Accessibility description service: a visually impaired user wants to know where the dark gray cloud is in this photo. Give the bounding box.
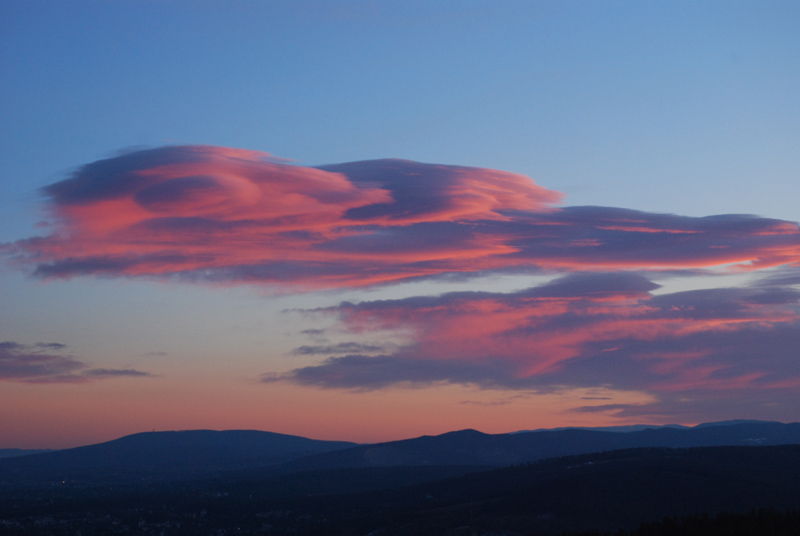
[264,354,524,391]
[290,342,386,355]
[300,329,326,336]
[0,342,154,383]
[82,368,154,378]
[521,272,661,297]
[0,341,85,382]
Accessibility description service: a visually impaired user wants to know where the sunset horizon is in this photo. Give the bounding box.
[2,1,799,453]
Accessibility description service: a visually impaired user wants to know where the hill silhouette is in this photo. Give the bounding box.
[2,421,799,491]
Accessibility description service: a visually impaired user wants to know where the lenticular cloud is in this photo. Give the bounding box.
[4,144,800,288]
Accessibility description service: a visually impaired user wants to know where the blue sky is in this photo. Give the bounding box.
[1,1,799,448]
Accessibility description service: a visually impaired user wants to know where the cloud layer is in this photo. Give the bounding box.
[5,145,799,288]
[4,144,800,420]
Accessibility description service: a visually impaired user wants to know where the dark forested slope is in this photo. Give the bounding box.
[2,445,799,535]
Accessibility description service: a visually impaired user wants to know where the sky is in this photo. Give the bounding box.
[1,0,799,449]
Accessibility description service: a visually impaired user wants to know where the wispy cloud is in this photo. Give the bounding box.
[0,342,154,383]
[4,145,798,289]
[82,368,154,378]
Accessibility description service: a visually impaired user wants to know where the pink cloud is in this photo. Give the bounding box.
[4,145,799,289]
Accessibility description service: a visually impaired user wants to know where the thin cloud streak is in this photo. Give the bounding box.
[290,342,387,355]
[4,145,799,289]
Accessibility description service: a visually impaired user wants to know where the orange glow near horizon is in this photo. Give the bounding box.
[0,377,659,450]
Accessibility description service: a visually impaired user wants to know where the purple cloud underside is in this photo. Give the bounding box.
[264,272,800,421]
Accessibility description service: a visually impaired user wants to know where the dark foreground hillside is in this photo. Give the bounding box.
[1,445,799,535]
[613,509,800,536]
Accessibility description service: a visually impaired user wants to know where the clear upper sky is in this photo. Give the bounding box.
[1,1,799,449]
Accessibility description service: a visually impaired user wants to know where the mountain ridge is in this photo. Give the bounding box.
[2,420,798,489]
[276,421,800,473]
